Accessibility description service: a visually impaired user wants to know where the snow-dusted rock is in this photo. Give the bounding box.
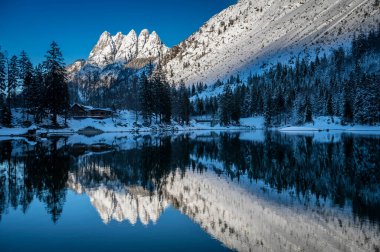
[87,31,116,67]
[67,29,168,92]
[114,30,138,63]
[79,29,167,69]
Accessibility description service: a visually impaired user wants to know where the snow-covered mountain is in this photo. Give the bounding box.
[68,0,379,90]
[66,59,85,80]
[86,29,168,68]
[162,0,380,85]
[67,29,168,91]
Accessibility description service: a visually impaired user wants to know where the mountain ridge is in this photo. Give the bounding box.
[67,29,168,99]
[161,0,380,85]
[67,0,380,92]
[85,29,168,68]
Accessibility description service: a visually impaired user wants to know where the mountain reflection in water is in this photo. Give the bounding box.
[0,131,379,251]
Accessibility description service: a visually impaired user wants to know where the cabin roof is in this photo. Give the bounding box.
[71,104,113,112]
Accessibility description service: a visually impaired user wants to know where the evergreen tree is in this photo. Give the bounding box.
[191,84,196,96]
[161,81,172,123]
[241,89,251,117]
[43,42,69,125]
[326,94,334,117]
[170,85,179,122]
[305,96,313,123]
[139,72,153,124]
[342,89,353,123]
[342,98,353,123]
[18,50,33,85]
[23,69,33,119]
[7,55,19,106]
[231,89,241,124]
[264,96,272,128]
[178,83,190,124]
[354,75,380,125]
[196,98,204,116]
[17,50,34,119]
[151,70,162,122]
[130,76,140,122]
[1,103,12,127]
[0,49,6,105]
[273,91,285,125]
[150,66,172,124]
[30,65,45,122]
[219,85,233,125]
[354,86,367,124]
[333,47,345,77]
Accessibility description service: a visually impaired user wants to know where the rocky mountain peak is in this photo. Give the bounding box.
[137,29,150,53]
[85,29,168,67]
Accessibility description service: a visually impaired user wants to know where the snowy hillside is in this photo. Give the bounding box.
[162,0,380,85]
[67,0,379,88]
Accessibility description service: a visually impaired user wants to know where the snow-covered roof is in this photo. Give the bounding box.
[71,103,112,112]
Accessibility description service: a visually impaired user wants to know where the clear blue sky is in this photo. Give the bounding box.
[0,0,236,65]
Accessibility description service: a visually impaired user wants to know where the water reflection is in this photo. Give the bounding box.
[0,132,379,251]
[0,139,70,222]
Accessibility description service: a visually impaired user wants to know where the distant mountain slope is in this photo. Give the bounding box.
[161,0,380,85]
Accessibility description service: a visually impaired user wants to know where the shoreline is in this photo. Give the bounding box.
[1,125,380,138]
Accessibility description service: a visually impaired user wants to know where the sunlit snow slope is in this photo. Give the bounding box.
[162,0,380,85]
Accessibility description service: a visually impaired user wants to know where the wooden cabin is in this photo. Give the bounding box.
[195,118,220,127]
[70,104,113,119]
[89,108,113,118]
[70,104,88,117]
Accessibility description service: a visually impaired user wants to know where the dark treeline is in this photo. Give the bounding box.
[0,139,70,222]
[0,42,69,127]
[192,27,380,126]
[0,133,379,223]
[70,63,192,125]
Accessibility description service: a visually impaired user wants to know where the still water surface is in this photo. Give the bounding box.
[0,131,379,251]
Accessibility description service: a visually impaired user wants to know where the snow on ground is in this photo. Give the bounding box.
[61,110,264,134]
[279,116,380,134]
[240,117,264,129]
[190,83,242,102]
[1,112,379,138]
[0,110,261,137]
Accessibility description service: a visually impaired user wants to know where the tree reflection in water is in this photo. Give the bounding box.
[0,132,379,251]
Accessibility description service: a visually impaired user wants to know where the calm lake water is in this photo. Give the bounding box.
[0,131,379,252]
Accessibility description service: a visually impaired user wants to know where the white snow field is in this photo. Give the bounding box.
[1,111,379,138]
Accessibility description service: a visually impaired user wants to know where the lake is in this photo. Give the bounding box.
[0,131,379,252]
